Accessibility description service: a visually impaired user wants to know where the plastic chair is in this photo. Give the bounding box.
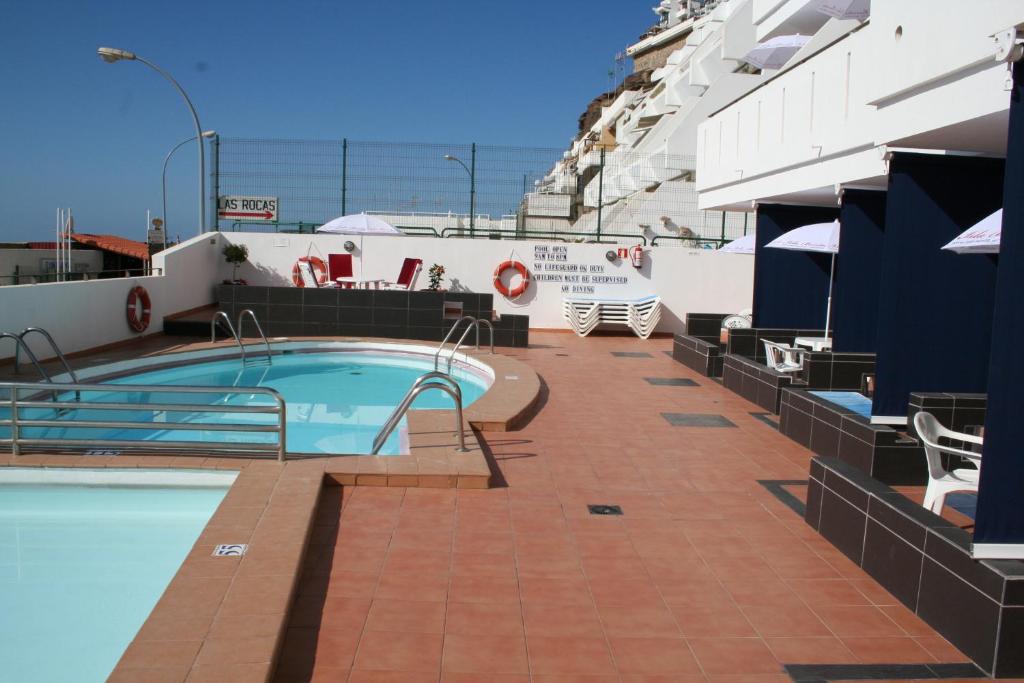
[762,339,805,373]
[913,411,983,515]
[327,254,356,289]
[382,258,422,290]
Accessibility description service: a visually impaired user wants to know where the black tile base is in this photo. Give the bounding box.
[611,351,653,358]
[644,377,698,386]
[785,663,985,681]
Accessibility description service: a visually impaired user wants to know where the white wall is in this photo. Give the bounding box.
[0,234,223,362]
[0,249,103,282]
[222,233,754,334]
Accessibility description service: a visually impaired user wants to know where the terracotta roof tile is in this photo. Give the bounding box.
[69,233,150,261]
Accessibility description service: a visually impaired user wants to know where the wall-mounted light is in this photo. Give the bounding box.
[344,240,356,253]
[606,250,618,262]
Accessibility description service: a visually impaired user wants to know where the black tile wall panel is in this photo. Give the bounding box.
[861,519,923,609]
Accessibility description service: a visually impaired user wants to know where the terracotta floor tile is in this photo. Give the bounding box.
[841,636,938,663]
[522,602,604,638]
[587,578,663,607]
[667,602,757,638]
[374,571,449,602]
[786,579,871,607]
[914,635,971,662]
[741,604,831,638]
[687,637,783,675]
[764,636,859,664]
[526,636,617,675]
[441,674,530,683]
[597,602,681,638]
[519,576,593,606]
[450,551,516,578]
[352,631,443,673]
[441,634,529,674]
[445,601,524,636]
[607,637,702,675]
[348,671,438,682]
[813,606,905,638]
[448,574,520,604]
[364,598,445,633]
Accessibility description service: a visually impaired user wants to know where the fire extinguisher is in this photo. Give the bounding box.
[629,244,644,268]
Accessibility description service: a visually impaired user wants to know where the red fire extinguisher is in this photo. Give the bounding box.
[629,244,644,268]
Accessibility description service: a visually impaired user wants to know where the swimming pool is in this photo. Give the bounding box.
[809,390,873,419]
[0,468,233,683]
[6,348,489,455]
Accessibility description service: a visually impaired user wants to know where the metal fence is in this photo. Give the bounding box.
[211,137,750,246]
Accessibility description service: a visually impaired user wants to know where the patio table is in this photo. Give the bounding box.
[794,336,833,351]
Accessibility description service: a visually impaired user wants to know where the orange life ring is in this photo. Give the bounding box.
[493,260,530,298]
[292,256,328,287]
[126,285,151,333]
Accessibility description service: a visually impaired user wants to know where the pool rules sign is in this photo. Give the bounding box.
[217,196,279,222]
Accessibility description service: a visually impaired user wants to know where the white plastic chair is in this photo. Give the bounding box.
[762,339,805,373]
[912,411,983,515]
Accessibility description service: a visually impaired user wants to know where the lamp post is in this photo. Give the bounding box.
[444,146,476,237]
[162,131,216,236]
[98,47,208,234]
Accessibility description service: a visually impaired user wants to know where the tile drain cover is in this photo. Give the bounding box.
[587,504,623,516]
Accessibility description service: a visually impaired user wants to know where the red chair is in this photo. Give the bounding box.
[328,253,356,289]
[382,258,423,290]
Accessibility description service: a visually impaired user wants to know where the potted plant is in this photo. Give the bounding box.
[222,244,249,285]
[427,263,446,291]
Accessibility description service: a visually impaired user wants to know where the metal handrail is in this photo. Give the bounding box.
[15,328,80,384]
[0,380,287,461]
[0,334,55,396]
[211,311,247,363]
[434,316,477,370]
[237,309,273,363]
[371,373,466,455]
[444,320,493,374]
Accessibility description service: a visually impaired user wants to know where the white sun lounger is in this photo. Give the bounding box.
[562,295,662,339]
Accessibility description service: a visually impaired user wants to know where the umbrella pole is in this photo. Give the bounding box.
[824,252,836,337]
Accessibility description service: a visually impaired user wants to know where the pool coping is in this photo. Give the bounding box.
[0,336,543,681]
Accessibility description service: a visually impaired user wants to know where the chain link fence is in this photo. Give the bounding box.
[212,137,750,246]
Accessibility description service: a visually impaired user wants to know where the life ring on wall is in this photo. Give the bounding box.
[291,256,328,287]
[493,260,531,298]
[126,286,152,333]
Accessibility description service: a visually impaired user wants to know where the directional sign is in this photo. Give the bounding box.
[217,196,279,222]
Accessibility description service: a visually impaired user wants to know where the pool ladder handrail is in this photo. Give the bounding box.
[371,371,467,455]
[0,332,59,401]
[211,311,248,363]
[0,379,288,461]
[13,327,80,385]
[236,309,273,364]
[433,316,494,373]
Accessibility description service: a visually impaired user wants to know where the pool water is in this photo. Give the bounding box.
[0,473,229,682]
[809,390,873,419]
[5,351,488,455]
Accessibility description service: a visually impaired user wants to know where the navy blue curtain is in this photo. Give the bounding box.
[833,190,887,352]
[975,61,1024,551]
[870,153,1002,419]
[752,204,839,329]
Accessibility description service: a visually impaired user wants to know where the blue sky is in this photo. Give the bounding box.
[0,0,652,242]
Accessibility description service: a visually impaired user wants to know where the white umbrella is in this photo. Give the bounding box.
[719,233,756,254]
[766,219,840,336]
[811,0,870,21]
[316,213,404,235]
[942,209,1002,254]
[743,34,810,70]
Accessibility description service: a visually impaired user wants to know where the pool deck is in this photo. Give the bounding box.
[2,331,1016,682]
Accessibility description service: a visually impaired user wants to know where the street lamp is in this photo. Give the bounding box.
[444,152,476,237]
[163,131,216,236]
[98,46,208,234]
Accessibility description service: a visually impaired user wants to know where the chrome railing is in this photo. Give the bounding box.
[0,334,56,400]
[433,316,494,372]
[13,328,80,384]
[371,371,467,455]
[211,311,247,363]
[0,380,287,461]
[237,309,273,363]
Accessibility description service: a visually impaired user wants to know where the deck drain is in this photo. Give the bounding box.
[556,353,569,356]
[588,504,623,516]
[84,449,121,456]
[213,544,248,557]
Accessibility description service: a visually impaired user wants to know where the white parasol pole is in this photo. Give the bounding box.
[824,252,835,337]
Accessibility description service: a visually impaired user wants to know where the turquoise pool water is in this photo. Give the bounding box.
[0,473,229,682]
[4,351,488,455]
[809,390,873,419]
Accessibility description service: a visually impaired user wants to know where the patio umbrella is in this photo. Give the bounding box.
[316,213,404,235]
[743,34,810,70]
[942,209,1002,254]
[719,233,756,254]
[765,219,840,335]
[811,0,870,21]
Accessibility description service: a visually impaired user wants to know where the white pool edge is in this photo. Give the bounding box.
[0,467,239,488]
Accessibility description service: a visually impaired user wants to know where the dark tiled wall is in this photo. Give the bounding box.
[807,457,1024,678]
[722,353,799,413]
[216,285,528,347]
[908,392,988,440]
[781,389,924,484]
[726,327,826,361]
[672,334,723,377]
[682,313,728,345]
[802,351,876,391]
